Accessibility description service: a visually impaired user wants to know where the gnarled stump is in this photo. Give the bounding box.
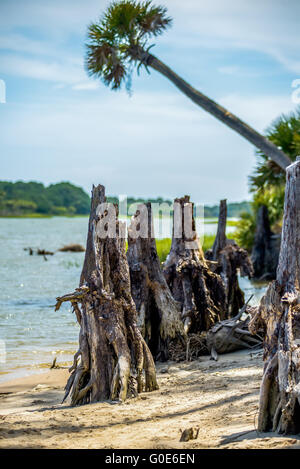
[206,199,253,317]
[251,205,280,280]
[55,185,158,405]
[163,196,226,334]
[127,203,186,361]
[249,158,300,434]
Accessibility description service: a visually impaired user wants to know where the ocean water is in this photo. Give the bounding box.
[0,217,266,382]
[0,217,87,382]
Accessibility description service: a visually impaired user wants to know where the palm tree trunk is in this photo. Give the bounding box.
[133,48,291,170]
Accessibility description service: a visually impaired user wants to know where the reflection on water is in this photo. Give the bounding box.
[0,217,267,382]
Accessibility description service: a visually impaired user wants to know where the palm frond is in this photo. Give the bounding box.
[85,0,172,90]
[103,62,127,89]
[250,107,300,192]
[137,2,172,36]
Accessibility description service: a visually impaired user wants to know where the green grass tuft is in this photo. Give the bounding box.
[155,233,237,263]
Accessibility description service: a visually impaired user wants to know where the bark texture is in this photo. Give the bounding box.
[251,205,280,280]
[163,196,226,334]
[249,158,300,434]
[206,199,253,317]
[127,203,186,361]
[55,185,158,405]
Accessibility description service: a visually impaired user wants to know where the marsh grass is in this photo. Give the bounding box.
[155,232,237,263]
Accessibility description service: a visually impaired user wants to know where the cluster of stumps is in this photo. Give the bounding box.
[56,158,300,436]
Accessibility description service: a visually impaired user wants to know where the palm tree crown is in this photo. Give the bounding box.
[86,0,172,89]
[250,107,300,191]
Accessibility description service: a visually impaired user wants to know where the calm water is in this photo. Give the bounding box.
[0,217,266,382]
[0,217,87,382]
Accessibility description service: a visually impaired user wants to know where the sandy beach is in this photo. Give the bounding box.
[0,350,299,449]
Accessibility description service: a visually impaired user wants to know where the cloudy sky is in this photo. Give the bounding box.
[0,0,299,204]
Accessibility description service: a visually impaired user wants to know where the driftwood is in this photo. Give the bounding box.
[24,247,54,257]
[55,185,158,405]
[161,299,262,363]
[251,205,280,280]
[179,427,199,442]
[59,244,85,252]
[167,332,208,362]
[206,297,262,358]
[249,158,300,434]
[163,196,226,334]
[206,199,253,317]
[127,203,186,361]
[25,244,85,256]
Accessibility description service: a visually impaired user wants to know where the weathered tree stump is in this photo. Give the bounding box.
[206,199,253,317]
[251,205,280,280]
[55,185,158,405]
[163,196,226,334]
[249,158,300,434]
[211,199,228,261]
[127,203,186,361]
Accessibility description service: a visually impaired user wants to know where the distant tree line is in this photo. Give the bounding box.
[0,180,251,218]
[0,181,91,216]
[203,201,251,218]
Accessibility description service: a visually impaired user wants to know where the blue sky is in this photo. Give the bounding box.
[0,0,299,204]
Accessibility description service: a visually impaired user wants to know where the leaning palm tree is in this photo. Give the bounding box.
[86,0,291,170]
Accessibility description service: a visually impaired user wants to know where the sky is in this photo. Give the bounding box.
[0,0,299,205]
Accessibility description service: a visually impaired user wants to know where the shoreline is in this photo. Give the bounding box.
[0,214,89,219]
[1,350,300,449]
[0,367,69,396]
[0,365,67,386]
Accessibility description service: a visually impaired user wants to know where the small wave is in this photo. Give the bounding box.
[2,299,55,308]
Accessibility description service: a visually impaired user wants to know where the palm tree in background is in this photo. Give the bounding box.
[250,108,300,191]
[86,0,291,170]
[235,108,300,251]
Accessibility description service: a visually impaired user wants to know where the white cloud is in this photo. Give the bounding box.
[218,66,240,76]
[0,0,299,203]
[1,0,299,90]
[0,54,87,85]
[162,0,300,74]
[72,82,100,91]
[0,0,108,33]
[0,90,297,203]
[1,0,300,76]
[0,33,56,56]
